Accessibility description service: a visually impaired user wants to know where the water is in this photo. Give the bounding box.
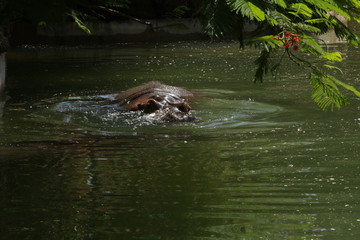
[1,42,360,239]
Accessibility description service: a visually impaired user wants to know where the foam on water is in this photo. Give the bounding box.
[31,93,285,136]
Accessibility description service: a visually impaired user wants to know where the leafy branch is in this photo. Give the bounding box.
[202,0,360,110]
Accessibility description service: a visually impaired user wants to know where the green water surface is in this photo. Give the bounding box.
[1,41,360,240]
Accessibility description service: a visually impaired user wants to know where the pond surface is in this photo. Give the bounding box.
[1,41,360,240]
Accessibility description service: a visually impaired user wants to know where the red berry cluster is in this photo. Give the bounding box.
[274,30,301,51]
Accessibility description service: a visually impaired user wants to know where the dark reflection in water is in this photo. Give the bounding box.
[1,42,360,240]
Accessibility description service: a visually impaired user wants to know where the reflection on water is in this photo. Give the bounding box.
[1,42,360,240]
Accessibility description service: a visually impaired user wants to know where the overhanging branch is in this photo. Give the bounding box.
[88,5,153,31]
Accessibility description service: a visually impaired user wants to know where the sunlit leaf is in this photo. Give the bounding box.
[320,52,342,62]
[323,64,343,74]
[248,2,265,21]
[331,76,360,97]
[67,11,91,35]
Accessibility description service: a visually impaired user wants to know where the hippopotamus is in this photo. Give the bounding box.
[115,82,196,122]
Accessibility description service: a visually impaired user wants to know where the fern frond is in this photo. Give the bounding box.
[305,18,327,24]
[289,3,313,18]
[265,10,291,28]
[327,16,360,46]
[291,23,322,33]
[310,71,349,110]
[165,6,190,18]
[269,0,287,8]
[347,0,360,8]
[226,0,265,21]
[300,34,326,56]
[254,48,274,83]
[304,0,351,20]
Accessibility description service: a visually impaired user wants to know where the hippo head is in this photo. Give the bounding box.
[116,82,197,122]
[135,93,196,122]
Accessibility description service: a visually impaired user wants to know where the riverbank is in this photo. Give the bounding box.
[0,52,5,93]
[9,18,358,47]
[10,19,210,46]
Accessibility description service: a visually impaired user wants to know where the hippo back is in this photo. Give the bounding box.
[115,82,193,106]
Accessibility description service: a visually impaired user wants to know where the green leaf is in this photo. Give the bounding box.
[304,0,351,20]
[165,5,190,18]
[227,0,265,21]
[323,64,343,74]
[320,52,342,62]
[310,71,349,110]
[67,10,91,35]
[248,2,265,21]
[330,76,360,97]
[290,3,313,18]
[292,23,322,33]
[354,15,360,24]
[348,0,360,8]
[265,10,291,28]
[300,34,326,56]
[305,18,327,24]
[269,0,287,8]
[249,35,284,48]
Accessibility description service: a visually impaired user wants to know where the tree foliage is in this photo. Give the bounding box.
[202,0,360,110]
[1,0,131,26]
[1,0,360,110]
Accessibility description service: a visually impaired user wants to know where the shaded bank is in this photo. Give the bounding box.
[0,52,5,93]
[9,18,359,47]
[0,24,6,94]
[10,19,210,46]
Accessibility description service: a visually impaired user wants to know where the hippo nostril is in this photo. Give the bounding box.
[177,102,191,113]
[137,104,145,110]
[143,99,162,113]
